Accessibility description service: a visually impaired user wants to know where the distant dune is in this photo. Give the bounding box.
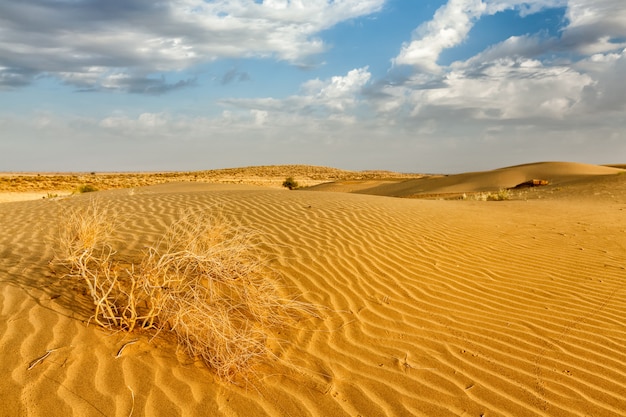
[0,164,423,196]
[308,161,626,199]
[1,162,625,416]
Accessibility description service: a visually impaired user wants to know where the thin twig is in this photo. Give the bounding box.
[28,348,58,370]
[115,339,139,358]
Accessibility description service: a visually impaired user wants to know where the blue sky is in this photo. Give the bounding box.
[1,0,625,173]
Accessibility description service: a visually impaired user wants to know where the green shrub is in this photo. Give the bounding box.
[282,177,299,190]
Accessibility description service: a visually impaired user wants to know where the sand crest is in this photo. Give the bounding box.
[310,161,626,199]
[1,168,625,416]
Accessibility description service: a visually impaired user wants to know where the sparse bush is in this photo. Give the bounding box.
[55,203,124,328]
[53,203,315,380]
[487,188,510,201]
[76,184,98,193]
[465,189,511,201]
[282,177,299,190]
[468,192,488,201]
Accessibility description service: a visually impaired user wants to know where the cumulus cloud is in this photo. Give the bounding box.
[2,1,624,172]
[223,66,372,114]
[0,0,383,91]
[370,60,592,127]
[393,0,486,72]
[576,48,626,113]
[561,0,626,54]
[303,67,372,110]
[393,0,568,72]
[386,0,626,121]
[413,58,592,120]
[94,66,374,144]
[462,33,556,63]
[359,0,625,169]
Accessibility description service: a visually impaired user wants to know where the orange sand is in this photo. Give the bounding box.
[1,162,625,416]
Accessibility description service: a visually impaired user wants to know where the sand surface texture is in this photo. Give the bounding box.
[1,162,625,416]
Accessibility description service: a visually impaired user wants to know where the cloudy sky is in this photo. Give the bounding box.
[1,0,625,173]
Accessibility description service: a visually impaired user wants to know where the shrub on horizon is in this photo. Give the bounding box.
[76,184,98,193]
[282,177,299,190]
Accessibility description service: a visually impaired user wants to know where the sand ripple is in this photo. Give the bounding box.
[1,184,625,416]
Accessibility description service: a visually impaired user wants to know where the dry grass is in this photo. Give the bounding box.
[461,189,513,201]
[55,202,130,329]
[54,202,315,380]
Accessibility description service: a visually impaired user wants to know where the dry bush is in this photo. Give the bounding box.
[465,189,512,201]
[487,188,511,201]
[54,203,315,380]
[139,211,313,378]
[55,201,134,329]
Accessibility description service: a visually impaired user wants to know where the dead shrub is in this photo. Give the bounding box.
[54,202,315,380]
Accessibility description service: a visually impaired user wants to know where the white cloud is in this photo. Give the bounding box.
[224,66,372,114]
[0,0,384,90]
[576,48,626,112]
[388,0,624,123]
[393,0,568,72]
[2,1,624,173]
[562,0,626,54]
[394,0,486,72]
[252,109,268,126]
[311,67,372,110]
[99,112,168,132]
[461,33,553,64]
[391,58,593,121]
[484,0,566,16]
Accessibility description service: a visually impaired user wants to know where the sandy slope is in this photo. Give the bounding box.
[309,162,626,198]
[0,192,71,204]
[1,171,625,416]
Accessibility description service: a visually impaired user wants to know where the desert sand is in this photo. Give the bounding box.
[1,162,625,416]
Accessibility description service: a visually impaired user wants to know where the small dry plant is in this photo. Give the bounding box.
[54,201,315,380]
[465,189,512,201]
[56,202,129,329]
[487,188,511,201]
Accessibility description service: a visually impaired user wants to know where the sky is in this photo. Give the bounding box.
[1,0,625,173]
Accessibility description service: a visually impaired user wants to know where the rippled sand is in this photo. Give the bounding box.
[1,163,625,416]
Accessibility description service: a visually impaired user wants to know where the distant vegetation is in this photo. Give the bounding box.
[487,188,511,201]
[282,177,299,190]
[76,184,98,193]
[462,189,512,201]
[0,165,424,193]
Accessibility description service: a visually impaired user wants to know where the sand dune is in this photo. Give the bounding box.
[1,168,626,416]
[0,165,423,197]
[309,162,626,198]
